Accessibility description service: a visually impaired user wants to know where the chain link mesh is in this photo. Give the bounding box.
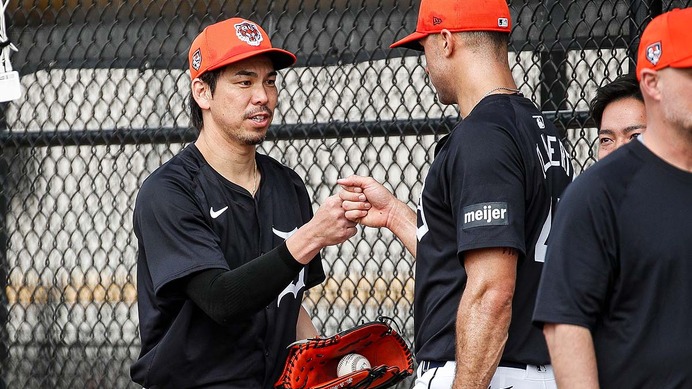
[1,0,690,387]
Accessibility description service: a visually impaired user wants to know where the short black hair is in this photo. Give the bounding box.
[189,68,223,132]
[590,73,643,129]
[461,31,510,47]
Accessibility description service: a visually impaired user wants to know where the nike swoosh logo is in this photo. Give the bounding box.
[210,206,229,219]
[272,227,297,240]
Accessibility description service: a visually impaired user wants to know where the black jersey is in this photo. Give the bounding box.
[414,93,573,365]
[534,139,692,387]
[131,144,325,388]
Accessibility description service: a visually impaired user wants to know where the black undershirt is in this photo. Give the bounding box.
[185,241,304,325]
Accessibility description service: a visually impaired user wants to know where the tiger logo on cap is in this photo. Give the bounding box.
[646,42,662,65]
[235,21,264,47]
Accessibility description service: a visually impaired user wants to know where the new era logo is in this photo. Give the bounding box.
[498,18,509,28]
[463,202,509,229]
[432,17,442,25]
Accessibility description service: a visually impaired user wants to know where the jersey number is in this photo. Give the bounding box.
[534,201,555,262]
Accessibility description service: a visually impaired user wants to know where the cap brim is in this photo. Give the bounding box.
[265,48,298,70]
[390,31,427,51]
[207,47,297,75]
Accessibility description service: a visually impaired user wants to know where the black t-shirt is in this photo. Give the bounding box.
[414,93,573,364]
[534,139,692,387]
[131,144,325,388]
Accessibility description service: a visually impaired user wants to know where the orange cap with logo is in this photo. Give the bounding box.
[188,17,297,80]
[390,0,511,50]
[636,8,692,81]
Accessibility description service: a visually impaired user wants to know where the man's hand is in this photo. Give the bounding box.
[310,194,359,246]
[337,175,399,228]
[338,175,418,257]
[287,195,357,264]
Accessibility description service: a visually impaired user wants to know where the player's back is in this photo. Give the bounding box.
[413,93,574,364]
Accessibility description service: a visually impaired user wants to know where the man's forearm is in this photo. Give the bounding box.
[453,247,517,389]
[387,201,418,257]
[296,305,319,340]
[544,323,600,389]
[453,290,511,389]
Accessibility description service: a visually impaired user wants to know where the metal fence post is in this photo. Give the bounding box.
[628,0,663,70]
[540,0,568,138]
[540,49,567,111]
[0,102,9,389]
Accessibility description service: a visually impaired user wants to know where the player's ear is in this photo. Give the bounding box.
[639,69,661,102]
[440,29,455,57]
[191,78,212,110]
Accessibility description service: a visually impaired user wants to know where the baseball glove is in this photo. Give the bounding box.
[275,316,414,389]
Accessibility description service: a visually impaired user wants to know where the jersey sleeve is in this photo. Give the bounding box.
[533,172,616,329]
[287,167,326,289]
[134,173,229,295]
[305,260,325,290]
[450,119,526,255]
[302,203,326,290]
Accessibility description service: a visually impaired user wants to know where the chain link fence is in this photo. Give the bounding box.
[0,0,690,387]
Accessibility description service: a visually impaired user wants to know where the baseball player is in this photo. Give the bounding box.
[589,73,646,159]
[533,7,692,388]
[338,0,573,388]
[130,18,357,388]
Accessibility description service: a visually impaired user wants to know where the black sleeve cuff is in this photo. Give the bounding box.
[276,241,304,272]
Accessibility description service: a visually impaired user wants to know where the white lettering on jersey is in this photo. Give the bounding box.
[534,133,571,262]
[536,134,572,178]
[277,268,305,307]
[274,226,302,307]
[273,227,298,240]
[462,202,509,229]
[416,182,429,241]
[534,197,562,262]
[533,115,546,129]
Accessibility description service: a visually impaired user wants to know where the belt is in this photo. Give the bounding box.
[498,360,528,370]
[421,360,532,373]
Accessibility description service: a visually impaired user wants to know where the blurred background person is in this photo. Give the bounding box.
[534,8,692,389]
[590,73,646,159]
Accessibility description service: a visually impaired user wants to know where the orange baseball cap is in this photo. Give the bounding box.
[188,17,297,80]
[390,0,511,50]
[636,8,692,81]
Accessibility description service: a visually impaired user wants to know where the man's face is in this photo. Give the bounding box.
[205,55,278,146]
[598,97,646,159]
[658,67,692,137]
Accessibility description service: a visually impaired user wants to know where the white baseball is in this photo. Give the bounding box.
[337,353,371,377]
